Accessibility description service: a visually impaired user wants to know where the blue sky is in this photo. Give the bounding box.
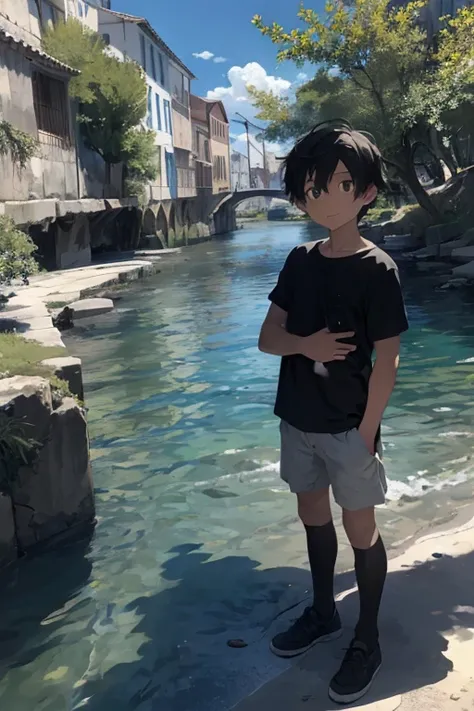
[111,0,321,160]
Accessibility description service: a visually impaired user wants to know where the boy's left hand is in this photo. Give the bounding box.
[358,422,376,455]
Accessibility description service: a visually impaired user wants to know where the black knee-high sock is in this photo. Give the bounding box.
[353,534,387,650]
[305,521,338,620]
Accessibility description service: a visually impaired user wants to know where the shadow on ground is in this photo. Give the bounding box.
[41,542,473,711]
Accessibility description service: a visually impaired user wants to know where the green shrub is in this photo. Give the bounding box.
[0,414,39,495]
[0,216,39,287]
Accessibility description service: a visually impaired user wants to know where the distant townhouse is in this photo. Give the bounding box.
[191,95,230,194]
[97,7,195,201]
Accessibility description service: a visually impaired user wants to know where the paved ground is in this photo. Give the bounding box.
[232,514,474,711]
[2,249,180,348]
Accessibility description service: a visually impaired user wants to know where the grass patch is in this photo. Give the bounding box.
[0,333,64,379]
[46,300,69,310]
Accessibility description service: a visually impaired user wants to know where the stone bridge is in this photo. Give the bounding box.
[139,189,289,249]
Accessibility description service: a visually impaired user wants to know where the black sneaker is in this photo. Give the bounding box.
[270,607,342,658]
[328,639,382,704]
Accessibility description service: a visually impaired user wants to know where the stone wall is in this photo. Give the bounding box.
[0,376,95,566]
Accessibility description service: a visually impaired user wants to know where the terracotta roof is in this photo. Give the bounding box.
[99,8,195,79]
[0,27,80,75]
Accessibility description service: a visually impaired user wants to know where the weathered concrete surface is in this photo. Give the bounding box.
[0,495,17,565]
[69,297,114,319]
[0,376,52,442]
[2,199,57,225]
[55,213,91,270]
[233,518,474,711]
[41,356,84,401]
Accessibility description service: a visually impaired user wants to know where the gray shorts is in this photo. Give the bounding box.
[280,420,387,510]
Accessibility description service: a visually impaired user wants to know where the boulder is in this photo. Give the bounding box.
[41,356,84,402]
[451,246,474,263]
[408,245,439,259]
[452,261,474,279]
[439,228,474,257]
[12,398,94,549]
[425,222,462,246]
[383,233,419,251]
[0,376,52,442]
[69,298,114,319]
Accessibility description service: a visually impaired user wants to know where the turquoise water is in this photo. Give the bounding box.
[2,221,474,711]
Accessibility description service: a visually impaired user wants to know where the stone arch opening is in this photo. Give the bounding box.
[142,208,156,236]
[156,205,168,247]
[168,204,177,246]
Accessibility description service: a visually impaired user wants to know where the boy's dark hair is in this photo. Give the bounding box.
[283,119,387,218]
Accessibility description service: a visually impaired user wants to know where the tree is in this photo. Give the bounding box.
[43,19,157,193]
[252,1,474,219]
[0,121,39,170]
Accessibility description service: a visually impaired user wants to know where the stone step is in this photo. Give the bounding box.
[452,260,474,279]
[69,298,114,319]
[451,246,474,263]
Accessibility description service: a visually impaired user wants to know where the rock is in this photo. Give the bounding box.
[425,222,462,246]
[0,494,17,567]
[451,246,474,263]
[69,298,114,320]
[432,552,443,558]
[383,234,419,251]
[52,306,74,331]
[408,245,439,260]
[452,261,474,279]
[439,230,474,257]
[0,376,52,442]
[12,398,94,550]
[227,639,248,648]
[41,356,84,402]
[439,278,469,290]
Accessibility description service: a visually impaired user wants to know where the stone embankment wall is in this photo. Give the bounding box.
[0,377,94,565]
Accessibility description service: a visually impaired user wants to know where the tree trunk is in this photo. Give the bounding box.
[393,137,442,222]
[429,128,458,178]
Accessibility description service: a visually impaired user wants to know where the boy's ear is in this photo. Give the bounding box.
[363,185,377,205]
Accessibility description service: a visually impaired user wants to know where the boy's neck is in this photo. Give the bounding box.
[327,219,366,253]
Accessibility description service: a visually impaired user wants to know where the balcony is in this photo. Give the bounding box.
[177,167,196,198]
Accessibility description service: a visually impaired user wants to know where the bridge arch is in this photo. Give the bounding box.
[212,189,289,234]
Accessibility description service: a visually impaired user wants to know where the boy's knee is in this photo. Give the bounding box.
[297,489,331,526]
[342,507,378,549]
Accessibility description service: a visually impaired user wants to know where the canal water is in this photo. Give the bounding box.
[2,221,474,711]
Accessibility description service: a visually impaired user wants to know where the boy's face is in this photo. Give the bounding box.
[298,161,377,231]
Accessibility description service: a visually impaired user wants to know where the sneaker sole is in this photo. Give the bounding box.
[269,628,343,659]
[328,662,382,705]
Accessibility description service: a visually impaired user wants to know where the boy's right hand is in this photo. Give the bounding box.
[300,328,356,362]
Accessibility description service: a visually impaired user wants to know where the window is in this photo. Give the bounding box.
[204,138,210,163]
[39,0,65,30]
[150,45,157,82]
[155,93,162,131]
[213,155,227,181]
[169,65,189,108]
[32,70,70,140]
[163,99,172,134]
[102,33,110,45]
[140,34,147,71]
[147,87,153,128]
[158,53,165,86]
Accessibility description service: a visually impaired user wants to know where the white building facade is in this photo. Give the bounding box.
[97,8,190,202]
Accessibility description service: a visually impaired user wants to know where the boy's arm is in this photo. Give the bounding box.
[358,336,401,454]
[258,304,304,356]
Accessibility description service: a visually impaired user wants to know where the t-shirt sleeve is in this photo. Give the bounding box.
[268,248,296,312]
[366,264,409,342]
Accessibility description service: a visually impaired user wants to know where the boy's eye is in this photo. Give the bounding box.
[340,180,354,194]
[308,186,321,200]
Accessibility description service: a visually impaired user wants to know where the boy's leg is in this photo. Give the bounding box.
[270,422,342,658]
[323,429,387,704]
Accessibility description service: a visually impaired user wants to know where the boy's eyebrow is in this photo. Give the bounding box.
[334,170,352,176]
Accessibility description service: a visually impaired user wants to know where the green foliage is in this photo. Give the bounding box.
[252,0,474,219]
[0,217,39,287]
[122,128,159,201]
[0,121,39,169]
[0,414,39,496]
[43,19,154,171]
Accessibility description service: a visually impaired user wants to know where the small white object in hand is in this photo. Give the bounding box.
[313,361,329,377]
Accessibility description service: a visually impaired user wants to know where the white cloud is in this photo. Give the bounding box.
[328,66,341,77]
[193,50,214,60]
[207,62,291,119]
[296,72,308,82]
[213,56,227,64]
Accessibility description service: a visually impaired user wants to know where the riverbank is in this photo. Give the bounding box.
[233,504,474,711]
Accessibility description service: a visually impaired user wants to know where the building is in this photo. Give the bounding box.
[231,150,250,191]
[191,95,230,194]
[190,95,212,192]
[97,7,195,201]
[389,0,473,38]
[0,1,81,203]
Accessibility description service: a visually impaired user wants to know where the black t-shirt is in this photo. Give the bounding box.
[268,241,409,434]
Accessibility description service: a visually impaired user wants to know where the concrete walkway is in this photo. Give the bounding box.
[1,249,180,348]
[233,516,474,711]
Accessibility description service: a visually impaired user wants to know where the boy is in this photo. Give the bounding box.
[258,120,408,705]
